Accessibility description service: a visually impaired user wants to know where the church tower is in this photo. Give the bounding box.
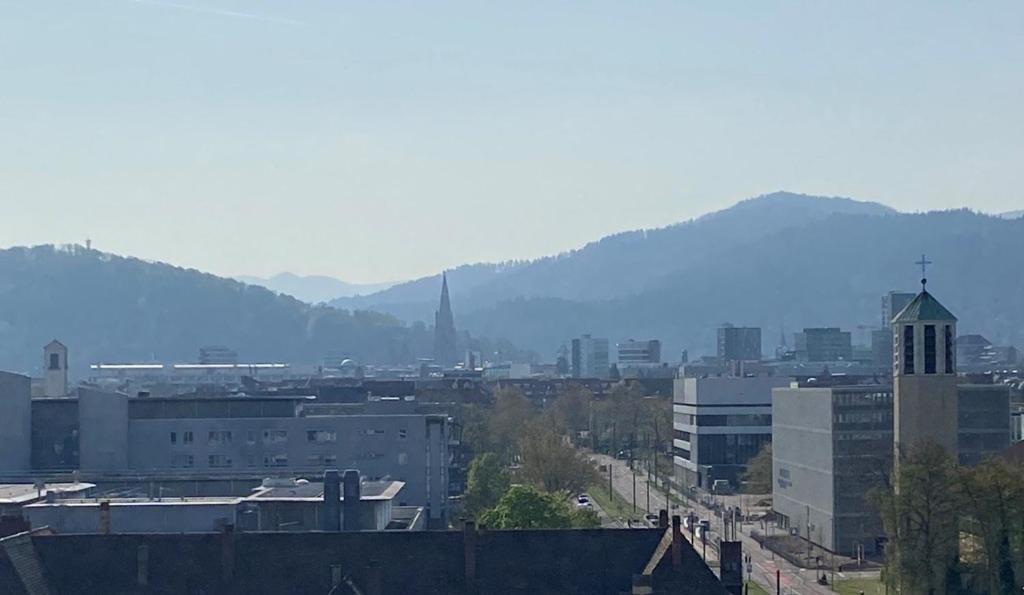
[44,339,69,397]
[433,273,458,367]
[892,258,958,463]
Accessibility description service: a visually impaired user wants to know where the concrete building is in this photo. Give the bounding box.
[892,287,959,462]
[881,292,916,329]
[772,379,1011,555]
[43,340,68,398]
[23,477,406,534]
[717,325,761,362]
[794,328,853,362]
[673,375,790,489]
[617,339,662,365]
[772,384,894,555]
[10,391,452,526]
[0,372,32,473]
[571,335,609,379]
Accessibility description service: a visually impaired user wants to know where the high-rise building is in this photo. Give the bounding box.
[616,339,662,364]
[717,325,761,362]
[570,335,609,379]
[892,285,959,462]
[433,273,458,367]
[873,291,917,366]
[794,328,852,362]
[881,291,916,328]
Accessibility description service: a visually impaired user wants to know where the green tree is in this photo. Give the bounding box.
[489,386,535,461]
[518,420,599,494]
[549,384,593,439]
[960,457,1024,594]
[874,442,962,595]
[741,442,772,494]
[464,453,511,517]
[478,485,598,529]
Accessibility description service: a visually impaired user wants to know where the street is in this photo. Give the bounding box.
[591,453,847,595]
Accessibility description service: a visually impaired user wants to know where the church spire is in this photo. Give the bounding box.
[434,273,457,366]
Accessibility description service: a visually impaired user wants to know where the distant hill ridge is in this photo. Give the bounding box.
[235,272,396,304]
[331,192,1023,358]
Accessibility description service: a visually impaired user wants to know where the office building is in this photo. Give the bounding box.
[617,339,662,364]
[717,325,761,362]
[881,292,916,328]
[794,328,852,362]
[571,335,609,379]
[198,346,239,365]
[673,375,790,489]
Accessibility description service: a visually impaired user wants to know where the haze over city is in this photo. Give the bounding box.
[2,1,1022,282]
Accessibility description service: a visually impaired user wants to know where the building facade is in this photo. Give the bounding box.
[673,375,790,489]
[617,339,662,365]
[716,326,761,362]
[794,328,853,362]
[571,335,609,379]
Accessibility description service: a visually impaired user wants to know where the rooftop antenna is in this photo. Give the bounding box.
[915,254,932,291]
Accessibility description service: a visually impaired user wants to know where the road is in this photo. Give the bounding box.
[591,453,841,595]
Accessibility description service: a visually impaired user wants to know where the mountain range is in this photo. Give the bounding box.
[331,192,1024,359]
[235,273,395,304]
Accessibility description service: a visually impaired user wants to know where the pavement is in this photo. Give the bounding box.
[589,453,867,595]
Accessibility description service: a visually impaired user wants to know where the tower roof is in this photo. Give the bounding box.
[892,290,957,323]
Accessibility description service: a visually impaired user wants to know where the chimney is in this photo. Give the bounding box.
[342,469,361,531]
[100,501,111,534]
[322,470,341,531]
[671,515,682,569]
[658,509,668,529]
[463,520,477,594]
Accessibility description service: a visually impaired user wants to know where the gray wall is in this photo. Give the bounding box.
[0,372,32,472]
[25,501,238,534]
[772,387,836,551]
[79,389,129,471]
[126,414,441,511]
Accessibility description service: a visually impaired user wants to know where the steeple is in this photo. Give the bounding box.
[433,273,458,367]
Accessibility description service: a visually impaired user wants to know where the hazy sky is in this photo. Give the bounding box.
[1,1,1022,283]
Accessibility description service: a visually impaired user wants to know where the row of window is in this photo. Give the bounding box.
[169,451,409,469]
[170,428,407,446]
[901,324,954,375]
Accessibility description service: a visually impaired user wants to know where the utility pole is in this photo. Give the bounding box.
[632,467,637,514]
[775,569,780,595]
[645,476,650,513]
[608,463,613,501]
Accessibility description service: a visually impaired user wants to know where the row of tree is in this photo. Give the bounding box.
[874,442,1024,594]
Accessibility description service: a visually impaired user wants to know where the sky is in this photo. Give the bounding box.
[1,1,1022,283]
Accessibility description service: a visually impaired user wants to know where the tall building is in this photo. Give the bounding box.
[794,328,852,362]
[717,325,761,362]
[433,273,458,367]
[570,335,609,379]
[873,291,917,366]
[673,375,790,489]
[892,285,958,461]
[617,339,662,364]
[881,291,916,328]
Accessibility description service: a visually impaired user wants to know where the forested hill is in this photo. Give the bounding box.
[332,192,1024,359]
[0,246,455,375]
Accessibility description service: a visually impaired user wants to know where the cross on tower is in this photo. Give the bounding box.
[915,254,933,290]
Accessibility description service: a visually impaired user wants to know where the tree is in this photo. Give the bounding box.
[549,384,593,439]
[874,442,962,595]
[959,457,1024,594]
[478,485,599,529]
[518,419,599,494]
[489,387,535,461]
[464,453,511,517]
[741,442,772,494]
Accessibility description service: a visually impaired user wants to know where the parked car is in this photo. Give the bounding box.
[576,494,591,507]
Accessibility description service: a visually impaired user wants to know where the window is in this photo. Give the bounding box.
[362,429,385,436]
[49,353,60,370]
[246,431,257,445]
[306,454,338,467]
[944,325,954,373]
[263,430,287,444]
[903,325,915,374]
[398,429,408,440]
[170,431,177,445]
[264,454,288,467]
[398,452,408,465]
[208,430,232,445]
[183,431,194,445]
[171,454,194,468]
[208,454,232,468]
[307,430,337,443]
[924,324,936,374]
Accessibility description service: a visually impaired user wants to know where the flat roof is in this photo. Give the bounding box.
[248,480,404,502]
[25,496,242,508]
[0,483,96,505]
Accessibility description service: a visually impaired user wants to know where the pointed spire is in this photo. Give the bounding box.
[434,272,457,366]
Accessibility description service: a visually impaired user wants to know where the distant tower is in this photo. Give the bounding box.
[433,273,458,367]
[893,256,958,464]
[43,340,69,397]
